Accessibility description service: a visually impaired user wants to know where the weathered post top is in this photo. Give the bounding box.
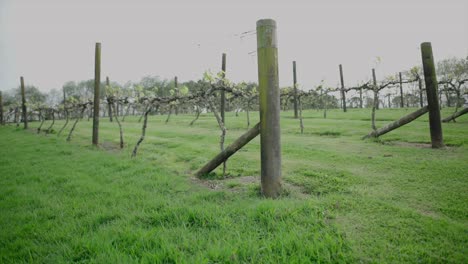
[256,18,282,198]
[256,19,277,48]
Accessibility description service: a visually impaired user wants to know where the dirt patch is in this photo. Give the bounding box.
[191,175,310,199]
[99,141,122,152]
[388,141,455,149]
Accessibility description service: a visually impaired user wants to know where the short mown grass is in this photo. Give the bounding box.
[0,107,467,263]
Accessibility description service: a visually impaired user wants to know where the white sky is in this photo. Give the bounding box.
[1,0,467,94]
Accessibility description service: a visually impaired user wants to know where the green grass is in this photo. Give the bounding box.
[0,107,467,263]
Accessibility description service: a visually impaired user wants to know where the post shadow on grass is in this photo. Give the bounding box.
[196,19,282,198]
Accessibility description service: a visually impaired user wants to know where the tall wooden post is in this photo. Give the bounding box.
[0,91,3,125]
[418,78,424,107]
[220,53,226,124]
[293,61,298,118]
[92,43,101,146]
[372,69,379,109]
[421,42,444,148]
[339,64,347,112]
[20,76,28,129]
[257,19,282,198]
[174,76,178,115]
[106,76,113,122]
[399,72,404,108]
[359,87,363,108]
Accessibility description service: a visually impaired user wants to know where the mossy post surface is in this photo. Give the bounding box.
[293,61,298,118]
[92,43,101,146]
[420,42,444,148]
[221,53,226,124]
[257,19,282,198]
[20,76,27,129]
[339,64,346,112]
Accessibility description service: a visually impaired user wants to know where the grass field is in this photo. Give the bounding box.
[0,107,467,263]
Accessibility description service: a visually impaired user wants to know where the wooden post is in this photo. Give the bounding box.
[359,87,363,108]
[92,43,101,145]
[293,61,298,118]
[221,53,226,124]
[339,64,347,112]
[418,78,424,107]
[371,69,378,130]
[174,76,178,115]
[257,19,282,198]
[0,91,3,125]
[20,76,28,129]
[106,76,113,122]
[420,42,444,148]
[399,72,404,108]
[372,69,379,109]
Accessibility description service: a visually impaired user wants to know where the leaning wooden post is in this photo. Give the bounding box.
[92,42,101,146]
[421,42,444,148]
[220,53,226,124]
[399,72,404,108]
[20,76,28,129]
[257,19,282,198]
[339,64,347,112]
[293,61,298,118]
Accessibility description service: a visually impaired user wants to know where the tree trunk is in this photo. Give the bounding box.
[195,122,260,177]
[46,111,55,134]
[58,109,69,137]
[189,105,201,126]
[132,106,153,157]
[112,104,124,149]
[363,106,428,139]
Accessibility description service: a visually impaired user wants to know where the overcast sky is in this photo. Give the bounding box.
[1,0,467,95]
